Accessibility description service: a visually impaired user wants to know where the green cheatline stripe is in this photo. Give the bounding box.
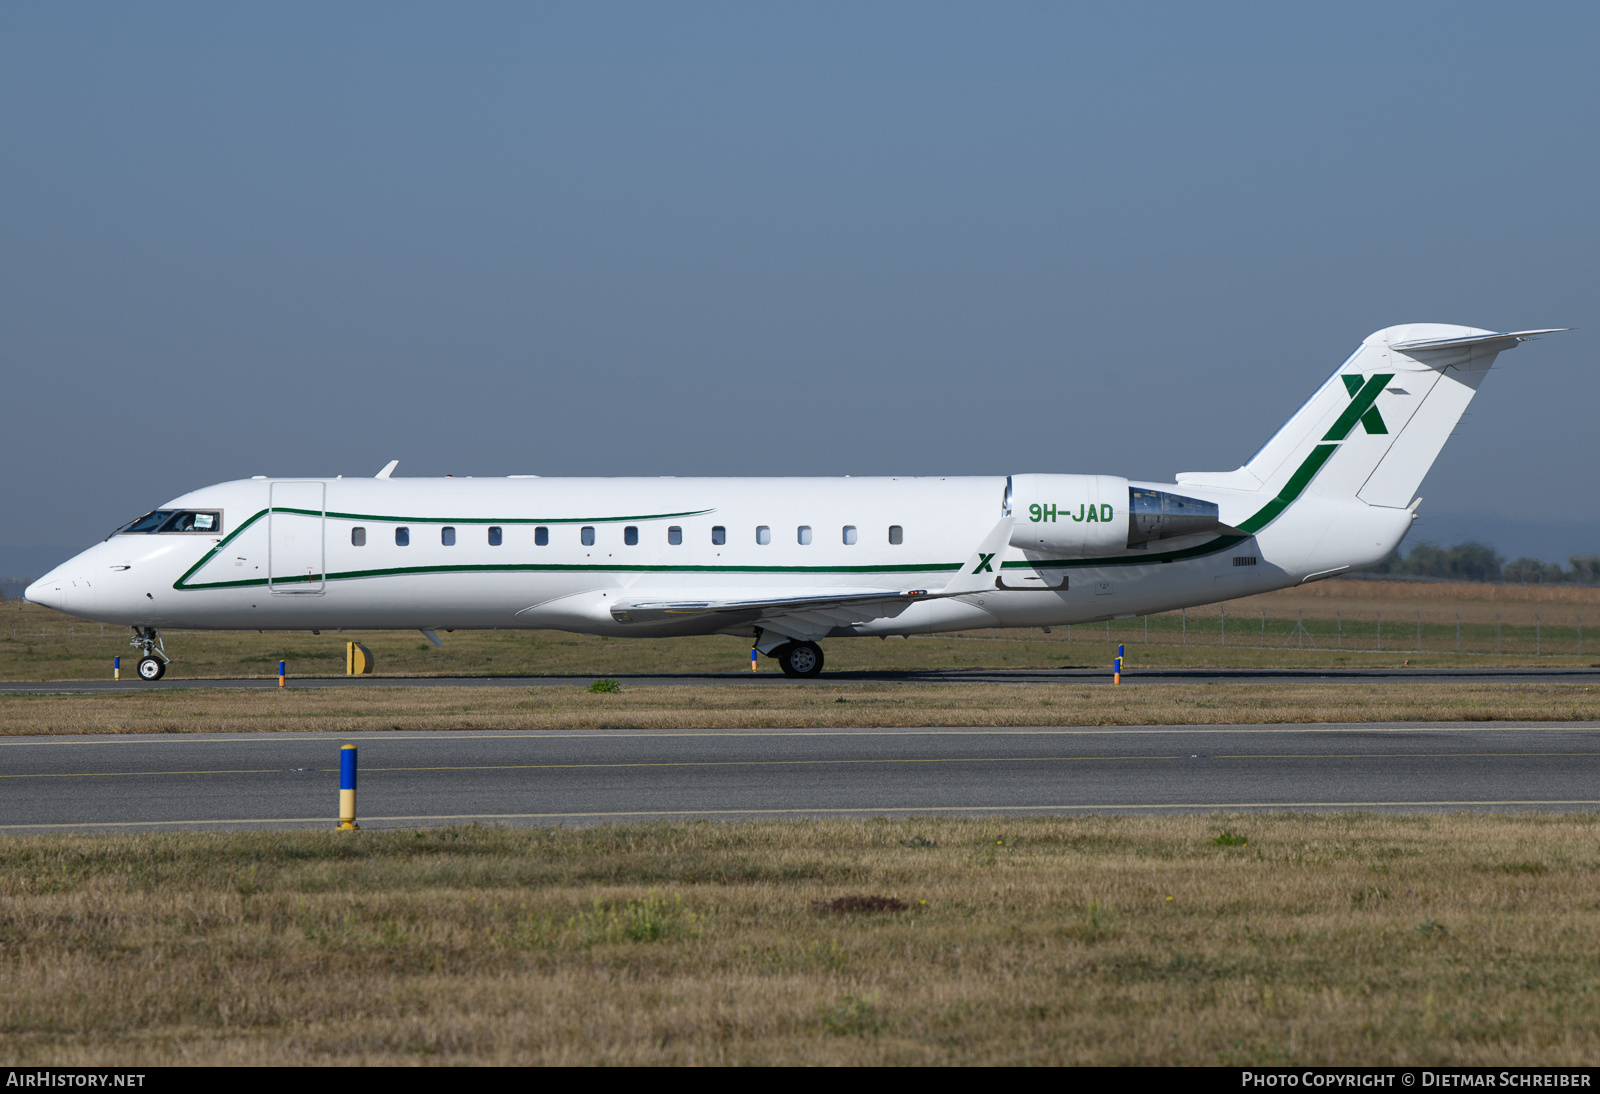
[180,536,1251,591]
[271,507,713,525]
[174,507,712,591]
[178,560,966,591]
[175,446,1348,593]
[1322,373,1392,441]
[1005,534,1250,570]
[176,510,270,589]
[1235,444,1337,535]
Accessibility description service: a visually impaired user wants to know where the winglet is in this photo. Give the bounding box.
[938,517,1016,596]
[375,460,399,479]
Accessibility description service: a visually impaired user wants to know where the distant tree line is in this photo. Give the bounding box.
[1370,542,1600,585]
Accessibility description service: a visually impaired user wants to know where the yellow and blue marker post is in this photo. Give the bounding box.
[1114,644,1123,686]
[337,744,359,830]
[278,660,286,688]
[113,656,120,682]
[751,647,758,672]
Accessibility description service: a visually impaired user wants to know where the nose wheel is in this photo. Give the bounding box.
[129,627,169,682]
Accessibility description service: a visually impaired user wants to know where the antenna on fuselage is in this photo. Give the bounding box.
[375,460,399,479]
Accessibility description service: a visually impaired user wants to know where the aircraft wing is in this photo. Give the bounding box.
[608,587,934,626]
[608,517,1019,639]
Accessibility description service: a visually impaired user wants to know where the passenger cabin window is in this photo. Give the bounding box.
[756,526,771,545]
[581,526,595,546]
[488,526,502,546]
[842,525,857,545]
[797,525,812,545]
[441,526,456,546]
[395,527,410,546]
[351,527,366,547]
[711,526,726,545]
[667,526,682,545]
[624,526,639,546]
[534,526,548,547]
[888,525,903,545]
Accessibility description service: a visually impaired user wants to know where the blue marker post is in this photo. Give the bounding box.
[1114,643,1123,686]
[337,744,359,830]
[113,656,120,682]
[278,660,286,688]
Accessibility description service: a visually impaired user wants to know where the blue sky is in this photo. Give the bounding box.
[2,2,1596,572]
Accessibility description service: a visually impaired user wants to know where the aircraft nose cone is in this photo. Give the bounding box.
[25,572,68,611]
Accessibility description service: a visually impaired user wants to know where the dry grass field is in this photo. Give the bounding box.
[2,814,1597,1065]
[1,579,1597,683]
[1241,577,1600,620]
[1,680,1598,736]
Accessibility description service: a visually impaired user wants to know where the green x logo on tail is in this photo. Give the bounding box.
[1325,373,1392,439]
[973,552,995,574]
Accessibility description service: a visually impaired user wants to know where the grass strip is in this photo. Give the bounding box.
[0,682,1596,736]
[1,814,1598,1064]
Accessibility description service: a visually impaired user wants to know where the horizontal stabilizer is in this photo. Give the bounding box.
[1389,328,1566,353]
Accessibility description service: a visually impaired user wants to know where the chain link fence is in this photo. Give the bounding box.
[930,606,1588,657]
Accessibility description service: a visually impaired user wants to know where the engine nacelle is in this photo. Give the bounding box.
[1007,474,1129,556]
[1126,486,1224,545]
[1007,475,1227,556]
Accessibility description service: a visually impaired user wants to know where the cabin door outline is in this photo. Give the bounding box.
[268,481,326,595]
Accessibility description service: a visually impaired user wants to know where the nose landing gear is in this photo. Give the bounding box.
[130,627,168,682]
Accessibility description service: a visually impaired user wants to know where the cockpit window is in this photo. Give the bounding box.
[112,511,173,536]
[111,510,222,537]
[159,511,221,534]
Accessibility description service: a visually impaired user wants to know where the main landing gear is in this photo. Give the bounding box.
[775,641,825,678]
[130,627,168,681]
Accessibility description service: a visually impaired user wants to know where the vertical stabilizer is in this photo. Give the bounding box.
[1177,325,1561,531]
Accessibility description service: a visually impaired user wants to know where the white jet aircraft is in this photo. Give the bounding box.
[28,323,1562,681]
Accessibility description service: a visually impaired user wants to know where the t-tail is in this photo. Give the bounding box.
[1175,324,1565,531]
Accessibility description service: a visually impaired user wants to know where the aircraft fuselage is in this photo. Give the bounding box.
[27,472,1405,638]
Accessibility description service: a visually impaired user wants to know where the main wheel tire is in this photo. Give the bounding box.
[137,657,166,681]
[773,643,798,676]
[778,641,824,678]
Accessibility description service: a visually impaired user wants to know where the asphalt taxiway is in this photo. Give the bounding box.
[3,722,1597,832]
